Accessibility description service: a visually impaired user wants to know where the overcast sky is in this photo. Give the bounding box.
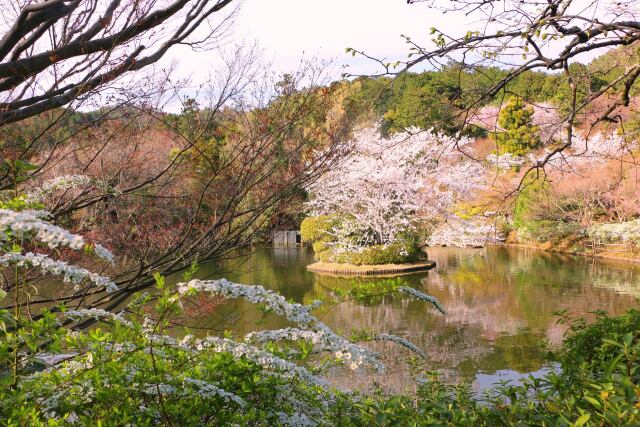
[168,0,463,82]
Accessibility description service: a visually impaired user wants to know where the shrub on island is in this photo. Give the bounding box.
[301,215,424,265]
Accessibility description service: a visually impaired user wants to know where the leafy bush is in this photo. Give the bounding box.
[302,215,424,265]
[557,309,640,374]
[494,97,540,155]
[517,219,583,243]
[330,242,424,265]
[300,214,336,242]
[300,214,340,259]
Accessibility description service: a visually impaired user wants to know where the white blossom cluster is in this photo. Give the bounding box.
[65,308,131,326]
[24,175,93,203]
[181,377,247,406]
[0,208,114,263]
[179,279,317,325]
[587,219,640,245]
[375,334,427,359]
[245,327,374,368]
[276,411,316,427]
[140,376,247,407]
[0,252,118,293]
[398,286,447,315]
[0,208,84,249]
[94,243,115,264]
[245,327,326,344]
[179,279,381,371]
[486,153,525,169]
[143,384,177,395]
[428,215,505,248]
[181,335,329,386]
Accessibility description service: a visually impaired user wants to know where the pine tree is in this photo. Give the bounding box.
[494,97,540,155]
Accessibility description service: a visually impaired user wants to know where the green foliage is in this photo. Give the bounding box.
[300,214,336,242]
[513,175,553,239]
[330,278,404,305]
[329,242,423,266]
[381,70,465,136]
[518,220,583,243]
[494,97,540,155]
[557,309,640,375]
[7,304,640,425]
[300,214,340,260]
[302,215,423,265]
[348,309,640,426]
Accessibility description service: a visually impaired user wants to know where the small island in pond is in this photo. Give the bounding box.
[301,213,435,276]
[306,260,436,276]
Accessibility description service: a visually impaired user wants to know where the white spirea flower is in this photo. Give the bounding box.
[143,384,177,395]
[178,279,381,371]
[94,243,115,264]
[179,335,330,386]
[65,308,131,326]
[181,377,246,406]
[245,328,325,344]
[398,286,446,315]
[276,411,317,427]
[0,252,118,293]
[375,334,427,359]
[0,209,84,249]
[24,175,93,203]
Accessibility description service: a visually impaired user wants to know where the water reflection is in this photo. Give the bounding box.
[188,246,640,393]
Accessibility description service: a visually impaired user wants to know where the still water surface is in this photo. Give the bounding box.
[185,246,640,393]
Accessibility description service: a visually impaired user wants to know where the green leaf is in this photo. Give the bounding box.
[574,414,590,426]
[14,159,38,172]
[583,396,601,408]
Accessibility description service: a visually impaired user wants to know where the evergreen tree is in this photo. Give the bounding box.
[494,97,540,155]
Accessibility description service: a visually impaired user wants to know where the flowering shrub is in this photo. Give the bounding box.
[328,242,423,265]
[301,214,423,264]
[0,201,448,425]
[587,220,640,245]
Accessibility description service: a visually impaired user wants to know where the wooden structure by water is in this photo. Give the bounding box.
[272,230,302,247]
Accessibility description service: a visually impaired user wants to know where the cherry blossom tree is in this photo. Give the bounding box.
[306,126,485,249]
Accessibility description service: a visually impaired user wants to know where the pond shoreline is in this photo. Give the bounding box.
[499,242,640,265]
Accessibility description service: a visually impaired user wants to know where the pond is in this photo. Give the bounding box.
[181,245,640,394]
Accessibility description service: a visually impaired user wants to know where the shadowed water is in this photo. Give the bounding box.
[185,245,640,394]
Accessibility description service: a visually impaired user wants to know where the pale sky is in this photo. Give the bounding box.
[168,0,462,82]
